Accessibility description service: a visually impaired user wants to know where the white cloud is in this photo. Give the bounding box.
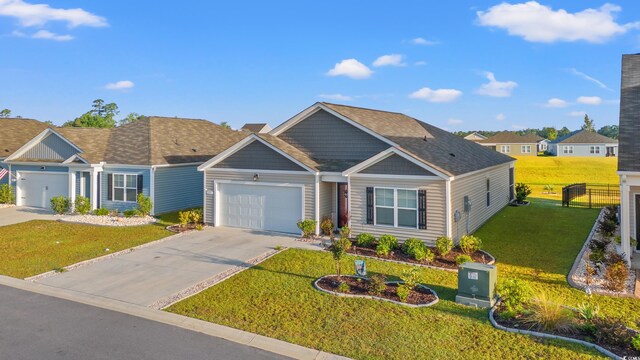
[496,113,506,121]
[326,59,373,79]
[447,118,464,125]
[414,60,427,66]
[0,0,108,28]
[32,29,72,41]
[577,96,602,105]
[568,110,587,117]
[411,37,438,45]
[409,87,463,103]
[544,98,568,108]
[569,68,612,91]
[373,54,406,67]
[105,80,135,90]
[476,72,517,97]
[476,2,639,43]
[318,93,353,102]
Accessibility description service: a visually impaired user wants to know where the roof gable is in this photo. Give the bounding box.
[479,131,543,144]
[359,153,436,176]
[20,132,79,162]
[0,118,50,158]
[213,139,305,171]
[551,129,617,144]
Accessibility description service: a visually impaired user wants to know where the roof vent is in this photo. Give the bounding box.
[449,153,456,157]
[191,148,198,153]
[423,136,428,142]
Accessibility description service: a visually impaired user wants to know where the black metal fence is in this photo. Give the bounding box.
[562,183,619,208]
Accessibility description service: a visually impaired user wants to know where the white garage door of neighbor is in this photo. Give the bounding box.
[218,183,303,234]
[18,172,68,208]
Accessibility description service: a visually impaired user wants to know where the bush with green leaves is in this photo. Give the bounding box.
[515,183,532,203]
[297,219,316,239]
[402,238,427,260]
[604,261,629,292]
[93,207,110,216]
[400,268,421,289]
[589,249,605,264]
[123,209,140,218]
[330,237,351,277]
[50,196,70,214]
[576,301,600,323]
[497,278,533,314]
[604,206,618,223]
[356,233,376,247]
[597,218,617,238]
[340,225,350,239]
[459,235,482,255]
[0,184,15,204]
[589,237,611,253]
[368,274,386,296]
[455,254,472,265]
[337,282,350,294]
[435,235,453,257]
[378,234,398,250]
[189,208,203,224]
[632,334,640,351]
[74,196,91,215]
[137,194,152,216]
[396,284,410,303]
[178,211,191,227]
[376,242,391,256]
[593,317,635,347]
[320,217,334,236]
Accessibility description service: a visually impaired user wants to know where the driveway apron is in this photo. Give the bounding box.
[0,206,57,227]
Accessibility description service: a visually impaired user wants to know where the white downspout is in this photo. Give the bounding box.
[620,176,632,264]
[445,179,452,238]
[314,173,320,235]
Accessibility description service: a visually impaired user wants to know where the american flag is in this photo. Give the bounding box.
[0,168,7,181]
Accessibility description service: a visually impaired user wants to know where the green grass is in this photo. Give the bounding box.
[0,221,172,278]
[168,200,639,359]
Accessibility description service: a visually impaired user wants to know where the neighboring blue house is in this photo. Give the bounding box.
[2,117,243,215]
[547,130,618,157]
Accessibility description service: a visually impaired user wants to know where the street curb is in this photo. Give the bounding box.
[0,275,350,360]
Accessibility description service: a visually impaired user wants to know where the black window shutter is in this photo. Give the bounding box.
[418,189,427,230]
[137,175,143,194]
[366,187,374,224]
[107,174,113,201]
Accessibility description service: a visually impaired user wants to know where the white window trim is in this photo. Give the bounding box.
[521,145,531,154]
[112,173,138,203]
[500,145,510,153]
[563,145,574,154]
[373,187,418,229]
[590,146,600,154]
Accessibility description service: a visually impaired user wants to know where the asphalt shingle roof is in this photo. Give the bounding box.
[0,118,50,159]
[479,131,543,144]
[550,129,617,144]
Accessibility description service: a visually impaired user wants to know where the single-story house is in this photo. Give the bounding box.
[538,139,550,152]
[0,118,50,186]
[463,132,487,142]
[199,102,516,243]
[617,53,640,267]
[548,130,618,157]
[3,117,243,215]
[478,131,544,156]
[241,123,272,133]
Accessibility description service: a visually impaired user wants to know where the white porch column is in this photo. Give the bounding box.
[620,180,632,264]
[445,179,452,238]
[68,171,76,210]
[314,174,320,236]
[90,168,99,210]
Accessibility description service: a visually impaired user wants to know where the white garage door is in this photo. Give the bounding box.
[18,172,68,208]
[217,183,303,234]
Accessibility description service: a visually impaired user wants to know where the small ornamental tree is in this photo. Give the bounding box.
[137,194,153,216]
[515,183,532,204]
[331,237,351,278]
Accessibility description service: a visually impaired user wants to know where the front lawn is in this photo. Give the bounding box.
[0,221,172,278]
[168,200,638,359]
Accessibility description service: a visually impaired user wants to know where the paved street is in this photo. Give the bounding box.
[0,285,287,360]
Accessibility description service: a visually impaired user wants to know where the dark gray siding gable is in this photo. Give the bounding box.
[214,140,305,171]
[22,133,78,161]
[154,165,204,214]
[360,154,435,176]
[619,54,640,172]
[279,109,389,161]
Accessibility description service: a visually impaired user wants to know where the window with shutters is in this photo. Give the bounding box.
[113,174,138,202]
[374,187,418,228]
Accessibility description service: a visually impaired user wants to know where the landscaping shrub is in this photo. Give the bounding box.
[74,196,91,215]
[93,207,109,216]
[455,254,472,265]
[604,206,618,223]
[320,217,334,236]
[604,261,629,292]
[297,219,316,239]
[337,282,350,294]
[421,248,435,263]
[368,274,386,296]
[137,194,153,216]
[589,249,605,264]
[632,334,640,351]
[178,211,190,228]
[497,278,533,314]
[588,237,610,252]
[402,238,428,261]
[459,235,482,255]
[189,208,203,224]
[356,233,375,247]
[604,252,627,267]
[340,225,350,239]
[435,235,453,257]
[396,284,410,303]
[597,218,617,238]
[123,209,140,218]
[400,268,421,289]
[593,317,634,347]
[50,196,70,214]
[0,184,15,204]
[523,292,574,334]
[376,242,391,257]
[576,301,600,323]
[335,236,352,252]
[378,234,398,250]
[515,183,532,203]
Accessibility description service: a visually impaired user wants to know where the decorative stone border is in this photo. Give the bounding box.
[0,204,15,209]
[338,250,495,273]
[25,230,192,282]
[488,299,624,360]
[150,248,284,310]
[58,214,157,227]
[313,275,439,308]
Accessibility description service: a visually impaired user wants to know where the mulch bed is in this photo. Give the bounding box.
[342,244,492,269]
[317,275,437,305]
[494,306,640,357]
[166,224,200,233]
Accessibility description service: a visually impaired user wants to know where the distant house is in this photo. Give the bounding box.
[478,131,543,156]
[463,132,487,142]
[241,123,272,133]
[538,139,550,152]
[0,118,50,186]
[547,130,618,157]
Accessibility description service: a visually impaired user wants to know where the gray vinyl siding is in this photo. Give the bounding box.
[74,172,91,199]
[214,140,305,171]
[22,133,77,161]
[450,164,511,242]
[619,54,640,172]
[360,154,435,176]
[279,109,389,161]
[349,176,447,245]
[100,167,151,213]
[154,165,204,214]
[552,143,618,157]
[319,181,334,221]
[204,170,315,225]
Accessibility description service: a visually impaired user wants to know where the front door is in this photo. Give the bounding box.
[337,183,348,228]
[636,195,640,250]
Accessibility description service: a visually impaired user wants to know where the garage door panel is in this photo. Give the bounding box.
[218,183,302,234]
[18,172,68,209]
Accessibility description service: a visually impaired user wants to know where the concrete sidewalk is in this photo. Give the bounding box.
[0,206,57,227]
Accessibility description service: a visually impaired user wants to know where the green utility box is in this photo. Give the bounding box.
[455,262,497,308]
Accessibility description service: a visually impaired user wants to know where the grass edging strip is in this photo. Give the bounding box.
[25,230,187,282]
[151,248,284,310]
[313,275,439,308]
[488,299,623,360]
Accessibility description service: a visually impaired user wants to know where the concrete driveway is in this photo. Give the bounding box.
[36,227,321,307]
[0,206,57,227]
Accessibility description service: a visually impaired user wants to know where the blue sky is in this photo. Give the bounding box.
[1,1,639,131]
